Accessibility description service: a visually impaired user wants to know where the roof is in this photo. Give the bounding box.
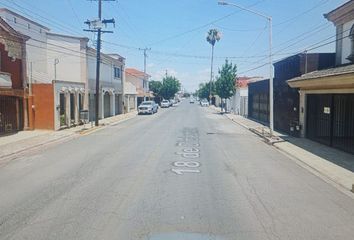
[324,0,354,24]
[0,8,50,30]
[125,68,150,78]
[47,32,89,41]
[288,64,354,82]
[0,16,29,40]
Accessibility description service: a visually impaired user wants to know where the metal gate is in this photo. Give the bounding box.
[307,94,354,154]
[0,96,19,134]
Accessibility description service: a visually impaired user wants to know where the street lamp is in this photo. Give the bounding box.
[218,1,274,136]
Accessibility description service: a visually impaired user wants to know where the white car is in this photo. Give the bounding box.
[161,100,170,108]
[138,101,158,114]
[200,99,209,107]
[189,98,195,104]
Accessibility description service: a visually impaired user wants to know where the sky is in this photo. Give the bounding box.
[0,0,348,92]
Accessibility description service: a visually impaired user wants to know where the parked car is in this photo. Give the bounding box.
[138,101,158,114]
[169,99,175,106]
[200,99,209,107]
[161,100,170,108]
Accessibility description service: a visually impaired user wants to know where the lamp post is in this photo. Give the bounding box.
[218,1,274,135]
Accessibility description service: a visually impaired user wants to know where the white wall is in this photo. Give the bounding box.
[46,35,86,84]
[87,53,123,93]
[0,10,49,83]
[341,19,354,64]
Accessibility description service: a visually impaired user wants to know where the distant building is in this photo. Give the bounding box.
[230,76,263,117]
[288,0,354,154]
[125,68,151,106]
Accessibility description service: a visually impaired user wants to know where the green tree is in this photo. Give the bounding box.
[197,82,215,100]
[149,80,162,97]
[215,59,237,112]
[160,76,181,100]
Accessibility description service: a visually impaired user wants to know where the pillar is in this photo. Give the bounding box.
[101,91,104,119]
[65,92,71,127]
[75,92,79,125]
[111,93,115,116]
[299,90,306,138]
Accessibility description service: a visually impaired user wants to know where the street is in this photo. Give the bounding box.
[0,101,354,240]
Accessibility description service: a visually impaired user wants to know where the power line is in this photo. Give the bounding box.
[3,0,83,36]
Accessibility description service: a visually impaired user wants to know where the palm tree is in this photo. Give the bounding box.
[206,29,221,104]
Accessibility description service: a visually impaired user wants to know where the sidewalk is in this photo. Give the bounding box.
[210,106,354,193]
[0,111,137,161]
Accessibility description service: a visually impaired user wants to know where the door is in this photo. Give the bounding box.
[104,92,111,118]
[332,94,354,154]
[0,96,18,134]
[306,94,332,146]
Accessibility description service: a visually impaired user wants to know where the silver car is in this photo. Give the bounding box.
[161,100,170,108]
[138,101,158,115]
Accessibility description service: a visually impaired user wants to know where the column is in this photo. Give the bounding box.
[135,96,138,110]
[111,93,115,116]
[75,92,79,125]
[101,91,104,119]
[127,95,130,112]
[299,90,306,138]
[65,92,71,127]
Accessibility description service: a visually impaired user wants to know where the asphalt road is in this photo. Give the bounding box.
[1,101,354,240]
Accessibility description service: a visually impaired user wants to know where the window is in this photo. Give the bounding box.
[114,67,121,79]
[13,17,16,23]
[27,23,30,29]
[348,24,354,62]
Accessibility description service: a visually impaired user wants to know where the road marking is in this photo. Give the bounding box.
[171,169,201,175]
[171,128,201,175]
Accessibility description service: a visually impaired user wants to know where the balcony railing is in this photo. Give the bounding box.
[0,72,12,88]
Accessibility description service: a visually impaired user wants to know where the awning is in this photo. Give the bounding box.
[287,64,354,90]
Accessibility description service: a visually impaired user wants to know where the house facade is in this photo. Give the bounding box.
[0,17,29,134]
[87,48,125,121]
[0,8,89,130]
[274,53,335,136]
[125,68,151,106]
[288,0,354,154]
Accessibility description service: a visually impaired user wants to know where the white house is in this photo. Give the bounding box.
[87,48,125,120]
[46,33,89,130]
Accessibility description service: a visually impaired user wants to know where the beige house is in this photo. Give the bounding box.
[287,0,354,154]
[125,68,152,106]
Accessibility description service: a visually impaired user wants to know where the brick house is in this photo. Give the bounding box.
[0,17,29,134]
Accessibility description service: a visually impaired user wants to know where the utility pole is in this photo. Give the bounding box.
[54,58,59,80]
[165,69,168,78]
[84,0,115,126]
[139,47,151,75]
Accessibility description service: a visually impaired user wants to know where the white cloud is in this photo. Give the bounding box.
[150,67,211,92]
